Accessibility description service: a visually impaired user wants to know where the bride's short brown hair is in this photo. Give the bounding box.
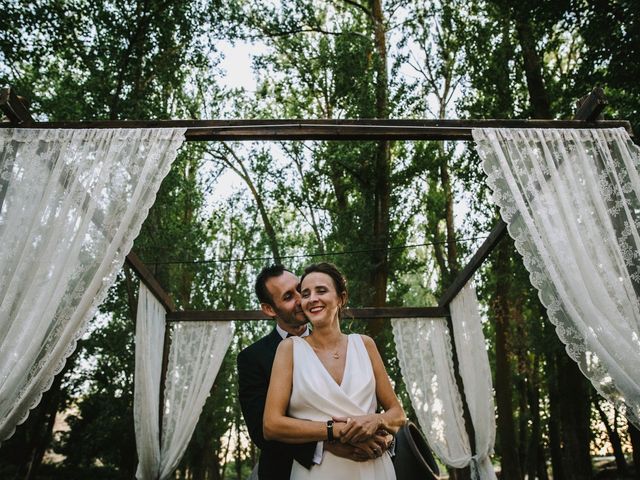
[300,262,348,314]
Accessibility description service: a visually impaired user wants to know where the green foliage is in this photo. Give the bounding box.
[2,0,639,477]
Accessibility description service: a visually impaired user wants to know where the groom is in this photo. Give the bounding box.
[237,265,375,479]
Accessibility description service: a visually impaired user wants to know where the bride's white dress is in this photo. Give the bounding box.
[289,334,396,480]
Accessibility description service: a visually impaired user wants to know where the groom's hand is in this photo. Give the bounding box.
[324,441,369,462]
[351,434,389,459]
[375,429,394,451]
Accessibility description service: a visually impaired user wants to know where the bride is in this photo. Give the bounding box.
[264,262,406,479]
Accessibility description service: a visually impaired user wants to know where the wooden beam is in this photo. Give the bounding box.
[166,306,449,322]
[0,118,632,141]
[125,251,176,312]
[438,219,509,308]
[0,87,34,125]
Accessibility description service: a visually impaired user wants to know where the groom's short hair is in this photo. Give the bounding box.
[255,264,291,306]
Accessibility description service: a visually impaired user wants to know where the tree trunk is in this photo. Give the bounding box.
[208,448,222,480]
[526,361,548,480]
[595,401,628,475]
[367,0,391,342]
[235,405,244,480]
[11,348,80,480]
[191,446,205,480]
[525,378,538,479]
[517,376,528,472]
[557,353,592,480]
[18,389,59,480]
[537,440,550,480]
[493,240,522,479]
[215,144,282,262]
[547,354,565,480]
[109,0,152,119]
[515,17,551,119]
[440,158,459,278]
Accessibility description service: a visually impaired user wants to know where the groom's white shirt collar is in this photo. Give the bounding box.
[276,324,310,339]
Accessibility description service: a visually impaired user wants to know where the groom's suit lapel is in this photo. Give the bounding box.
[259,327,283,388]
[265,326,282,362]
[266,326,282,351]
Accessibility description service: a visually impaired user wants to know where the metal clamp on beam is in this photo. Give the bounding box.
[575,86,608,122]
[0,87,35,125]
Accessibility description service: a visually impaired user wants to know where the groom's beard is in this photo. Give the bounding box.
[274,306,308,327]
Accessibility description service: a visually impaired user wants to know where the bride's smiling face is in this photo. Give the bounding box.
[300,272,344,326]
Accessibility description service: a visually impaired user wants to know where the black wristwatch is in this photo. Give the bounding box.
[326,419,335,443]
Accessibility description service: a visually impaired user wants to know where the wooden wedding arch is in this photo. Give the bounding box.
[1,85,634,457]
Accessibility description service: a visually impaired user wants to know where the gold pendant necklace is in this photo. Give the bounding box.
[310,337,342,359]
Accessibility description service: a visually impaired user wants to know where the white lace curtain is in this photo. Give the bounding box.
[0,128,185,442]
[392,317,471,467]
[134,283,166,479]
[134,284,234,480]
[449,282,496,479]
[473,127,640,428]
[392,282,497,479]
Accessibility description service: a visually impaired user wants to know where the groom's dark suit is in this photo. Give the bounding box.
[237,327,316,479]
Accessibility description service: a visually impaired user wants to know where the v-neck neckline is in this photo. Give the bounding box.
[300,334,351,388]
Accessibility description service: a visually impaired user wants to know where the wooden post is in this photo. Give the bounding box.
[446,315,477,457]
[125,252,176,312]
[123,251,175,457]
[438,220,509,308]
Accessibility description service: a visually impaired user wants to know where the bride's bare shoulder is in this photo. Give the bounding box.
[275,337,295,355]
[357,334,379,351]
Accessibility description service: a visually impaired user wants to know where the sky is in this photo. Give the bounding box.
[216,40,264,92]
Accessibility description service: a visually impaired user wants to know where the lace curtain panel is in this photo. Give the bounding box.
[134,306,234,480]
[473,127,640,428]
[0,128,185,442]
[392,284,497,479]
[134,283,166,480]
[449,282,497,480]
[392,317,472,468]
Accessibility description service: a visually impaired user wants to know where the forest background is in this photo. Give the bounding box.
[1,0,639,479]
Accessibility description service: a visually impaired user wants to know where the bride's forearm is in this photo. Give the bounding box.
[378,406,407,435]
[264,415,343,443]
